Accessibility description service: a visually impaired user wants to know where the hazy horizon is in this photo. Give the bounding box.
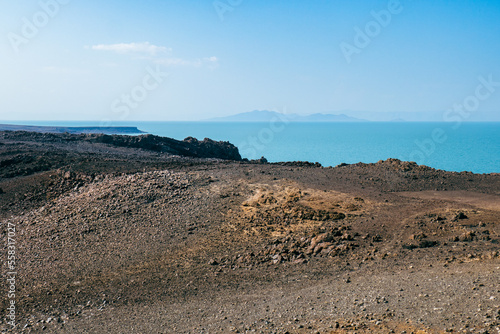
[1,1,500,122]
[1,109,500,123]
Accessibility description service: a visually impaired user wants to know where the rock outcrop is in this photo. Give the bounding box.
[0,131,242,161]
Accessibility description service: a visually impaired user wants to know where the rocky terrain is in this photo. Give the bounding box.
[0,131,499,333]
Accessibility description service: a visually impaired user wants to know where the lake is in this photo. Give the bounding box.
[3,121,499,174]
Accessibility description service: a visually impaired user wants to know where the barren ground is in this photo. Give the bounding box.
[0,132,499,333]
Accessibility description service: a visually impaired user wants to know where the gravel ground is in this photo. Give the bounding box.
[0,132,499,333]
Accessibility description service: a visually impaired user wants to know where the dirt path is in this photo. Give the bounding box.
[398,191,500,211]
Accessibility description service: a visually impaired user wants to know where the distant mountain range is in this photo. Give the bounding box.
[206,110,366,122]
[206,110,500,122]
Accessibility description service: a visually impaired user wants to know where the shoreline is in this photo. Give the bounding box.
[0,124,146,135]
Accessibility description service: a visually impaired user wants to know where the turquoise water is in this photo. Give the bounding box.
[2,121,499,174]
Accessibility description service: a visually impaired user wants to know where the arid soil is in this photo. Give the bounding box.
[0,132,499,333]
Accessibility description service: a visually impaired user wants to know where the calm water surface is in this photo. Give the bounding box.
[3,121,499,174]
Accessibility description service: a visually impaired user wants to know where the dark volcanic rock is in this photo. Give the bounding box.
[96,134,241,160]
[273,161,322,167]
[0,131,242,161]
[183,136,241,161]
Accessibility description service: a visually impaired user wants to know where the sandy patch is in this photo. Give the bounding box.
[397,190,500,211]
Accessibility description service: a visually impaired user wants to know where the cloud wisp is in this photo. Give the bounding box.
[90,42,171,56]
[89,42,218,68]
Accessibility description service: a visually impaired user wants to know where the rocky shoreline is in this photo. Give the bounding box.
[0,124,146,135]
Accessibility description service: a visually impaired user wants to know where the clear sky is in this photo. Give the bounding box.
[1,0,499,121]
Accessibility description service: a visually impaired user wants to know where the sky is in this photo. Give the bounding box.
[0,0,500,122]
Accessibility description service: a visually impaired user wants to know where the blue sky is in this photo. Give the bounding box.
[1,0,499,121]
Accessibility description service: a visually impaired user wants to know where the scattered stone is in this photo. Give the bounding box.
[459,231,476,242]
[454,212,468,220]
[410,232,426,241]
